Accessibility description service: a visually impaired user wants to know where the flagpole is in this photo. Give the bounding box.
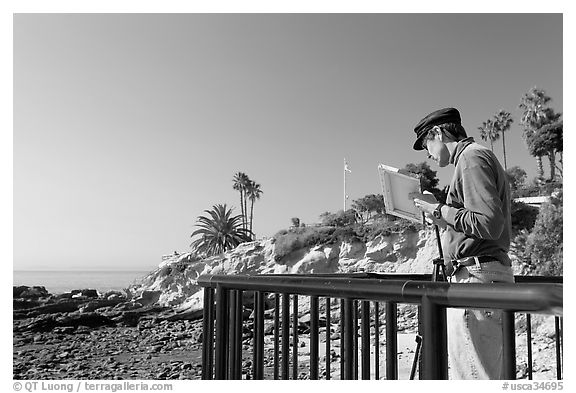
[344,158,347,211]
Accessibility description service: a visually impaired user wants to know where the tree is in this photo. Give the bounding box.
[478,118,499,152]
[478,110,514,169]
[404,162,438,189]
[403,162,446,203]
[246,180,263,238]
[527,120,563,181]
[232,172,251,230]
[351,194,386,224]
[190,204,253,256]
[493,110,514,170]
[519,87,561,181]
[505,166,527,197]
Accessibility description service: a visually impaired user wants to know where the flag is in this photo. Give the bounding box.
[344,159,351,173]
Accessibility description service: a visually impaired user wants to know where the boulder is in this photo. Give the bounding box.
[14,286,50,299]
[135,291,162,306]
[55,312,115,329]
[78,298,126,313]
[13,299,43,310]
[290,250,330,274]
[13,299,84,319]
[71,289,99,299]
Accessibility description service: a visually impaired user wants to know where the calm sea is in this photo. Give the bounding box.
[13,270,152,295]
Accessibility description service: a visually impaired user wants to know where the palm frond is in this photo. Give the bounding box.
[190,203,251,256]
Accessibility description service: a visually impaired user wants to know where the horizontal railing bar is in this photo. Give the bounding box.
[197,275,562,315]
[257,272,562,284]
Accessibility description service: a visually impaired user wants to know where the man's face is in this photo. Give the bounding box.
[424,128,450,167]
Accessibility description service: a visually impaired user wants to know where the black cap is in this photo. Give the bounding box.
[413,107,461,150]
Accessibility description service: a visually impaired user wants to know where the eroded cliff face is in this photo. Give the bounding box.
[129,228,442,311]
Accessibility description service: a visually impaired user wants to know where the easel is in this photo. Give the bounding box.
[409,223,447,379]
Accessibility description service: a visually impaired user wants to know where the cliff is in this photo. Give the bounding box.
[128,228,444,312]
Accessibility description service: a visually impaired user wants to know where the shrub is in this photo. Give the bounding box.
[510,201,539,233]
[513,192,562,277]
[523,197,563,276]
[355,217,421,242]
[331,226,361,243]
[159,265,172,277]
[274,229,288,237]
[272,215,422,262]
[514,179,562,198]
[273,226,336,261]
[319,209,357,227]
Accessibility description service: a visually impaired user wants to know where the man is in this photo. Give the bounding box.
[410,107,514,379]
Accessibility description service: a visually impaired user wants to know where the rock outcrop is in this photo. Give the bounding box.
[128,228,441,312]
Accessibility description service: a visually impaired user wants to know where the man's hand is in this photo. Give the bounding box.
[409,191,446,227]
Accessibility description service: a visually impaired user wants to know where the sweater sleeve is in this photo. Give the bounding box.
[442,161,505,240]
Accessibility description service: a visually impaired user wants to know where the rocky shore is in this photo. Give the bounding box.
[13,284,560,380]
[13,285,207,380]
[12,284,418,380]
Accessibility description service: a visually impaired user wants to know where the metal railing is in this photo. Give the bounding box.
[198,273,562,380]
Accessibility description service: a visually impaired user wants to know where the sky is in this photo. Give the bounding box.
[12,12,564,271]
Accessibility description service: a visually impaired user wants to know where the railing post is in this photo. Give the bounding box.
[281,293,290,379]
[214,285,229,380]
[353,300,359,379]
[340,298,345,379]
[274,294,280,380]
[228,290,237,379]
[374,302,380,380]
[502,311,516,380]
[343,298,354,380]
[361,301,370,379]
[421,296,448,379]
[526,314,533,380]
[385,302,398,380]
[416,305,423,380]
[326,297,331,380]
[292,294,299,379]
[253,291,265,379]
[310,295,319,379]
[555,317,563,380]
[235,289,243,379]
[201,287,215,380]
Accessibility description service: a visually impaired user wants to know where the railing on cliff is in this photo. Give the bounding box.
[197,273,563,380]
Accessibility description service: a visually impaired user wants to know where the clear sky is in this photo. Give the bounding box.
[13,13,563,271]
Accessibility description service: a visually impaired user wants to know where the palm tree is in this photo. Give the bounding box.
[190,204,253,256]
[519,87,552,180]
[246,181,263,239]
[232,172,251,230]
[478,119,499,152]
[493,110,514,171]
[526,120,563,181]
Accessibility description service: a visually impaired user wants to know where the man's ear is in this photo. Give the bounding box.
[432,126,443,141]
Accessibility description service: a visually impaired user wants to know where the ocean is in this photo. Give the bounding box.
[13,270,152,295]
